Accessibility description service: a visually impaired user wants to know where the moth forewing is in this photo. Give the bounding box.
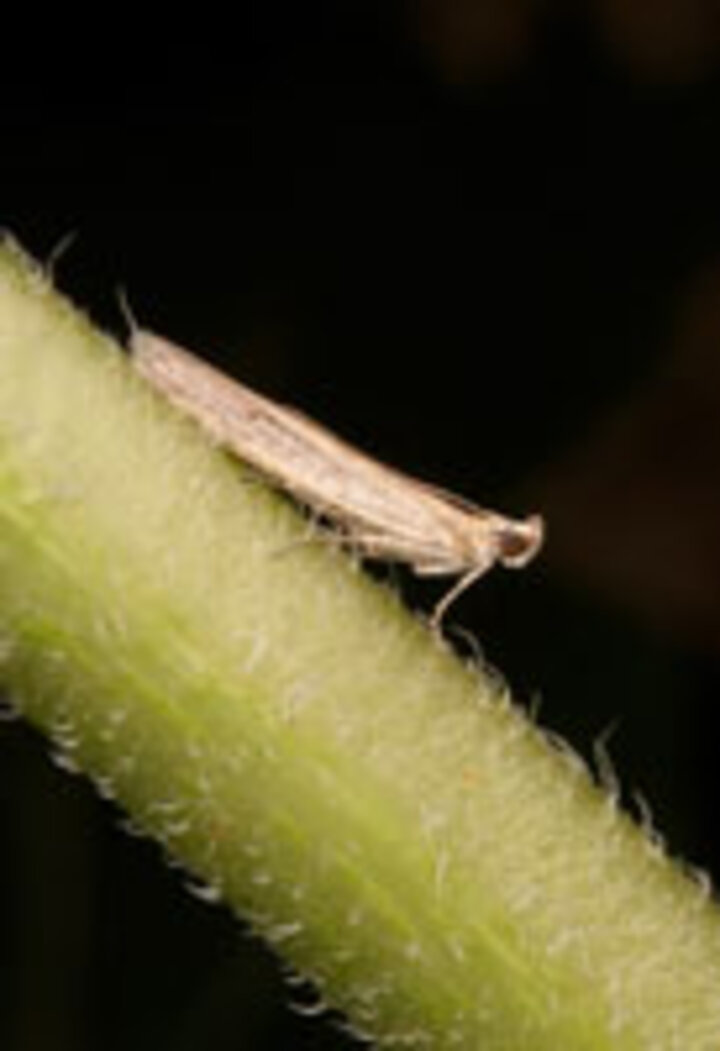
[131,329,544,627]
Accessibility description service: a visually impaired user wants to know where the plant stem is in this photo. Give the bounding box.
[0,236,719,1049]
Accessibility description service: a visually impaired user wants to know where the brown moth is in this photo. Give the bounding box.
[132,330,543,628]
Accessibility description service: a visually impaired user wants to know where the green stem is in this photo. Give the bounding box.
[0,236,719,1049]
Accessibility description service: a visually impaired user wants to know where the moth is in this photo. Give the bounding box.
[131,330,544,628]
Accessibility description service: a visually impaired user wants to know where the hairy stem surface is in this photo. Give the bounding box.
[0,237,719,1049]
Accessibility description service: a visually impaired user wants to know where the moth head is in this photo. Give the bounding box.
[494,513,544,569]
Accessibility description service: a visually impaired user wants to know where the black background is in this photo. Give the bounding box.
[2,5,720,1048]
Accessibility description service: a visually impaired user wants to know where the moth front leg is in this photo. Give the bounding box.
[429,563,491,633]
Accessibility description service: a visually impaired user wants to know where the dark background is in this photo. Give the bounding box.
[3,4,720,1047]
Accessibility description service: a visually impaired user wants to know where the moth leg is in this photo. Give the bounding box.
[411,560,460,577]
[345,536,486,632]
[344,535,460,571]
[269,514,347,560]
[429,563,490,633]
[346,532,402,560]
